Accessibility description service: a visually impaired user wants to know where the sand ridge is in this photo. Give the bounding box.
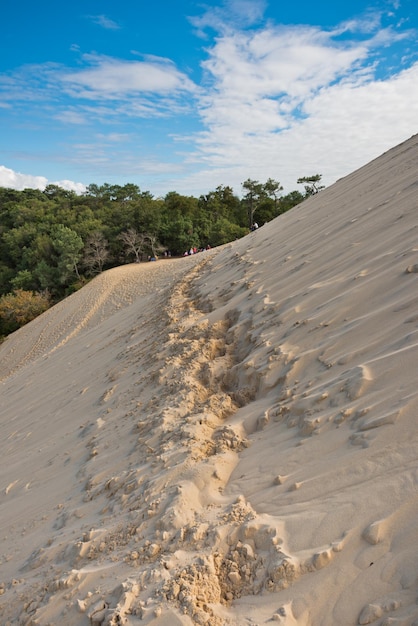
[0,258,205,382]
[0,134,418,625]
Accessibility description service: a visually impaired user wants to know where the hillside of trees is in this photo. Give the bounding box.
[0,176,320,337]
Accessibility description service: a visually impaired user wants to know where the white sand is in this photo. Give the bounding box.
[1,134,418,625]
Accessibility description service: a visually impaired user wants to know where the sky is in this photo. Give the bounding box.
[0,0,417,198]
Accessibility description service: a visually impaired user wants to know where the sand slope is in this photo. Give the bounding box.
[1,134,418,625]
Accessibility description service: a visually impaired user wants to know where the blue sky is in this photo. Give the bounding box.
[0,0,417,197]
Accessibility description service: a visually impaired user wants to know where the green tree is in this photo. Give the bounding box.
[208,218,247,247]
[199,186,239,221]
[43,184,77,206]
[263,178,283,209]
[297,174,324,196]
[242,179,264,228]
[131,192,162,235]
[70,205,104,242]
[34,259,59,292]
[160,215,197,254]
[198,185,243,244]
[51,224,84,284]
[10,269,36,291]
[161,193,199,253]
[2,224,39,267]
[279,190,305,213]
[254,178,284,225]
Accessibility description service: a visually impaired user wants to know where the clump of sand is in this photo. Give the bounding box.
[1,135,418,625]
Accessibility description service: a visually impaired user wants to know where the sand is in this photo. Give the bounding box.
[0,134,418,625]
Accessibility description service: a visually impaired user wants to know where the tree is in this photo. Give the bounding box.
[161,193,200,253]
[160,214,197,254]
[10,269,36,291]
[118,228,147,263]
[297,174,324,196]
[208,217,247,247]
[145,233,165,259]
[132,192,162,234]
[51,224,84,283]
[242,179,264,228]
[82,232,110,275]
[263,178,283,209]
[197,185,243,243]
[0,289,50,336]
[279,190,305,213]
[43,184,76,204]
[34,259,59,292]
[255,178,284,225]
[1,224,39,267]
[199,185,240,221]
[112,183,141,202]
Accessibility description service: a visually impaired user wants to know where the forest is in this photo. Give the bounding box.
[0,175,322,337]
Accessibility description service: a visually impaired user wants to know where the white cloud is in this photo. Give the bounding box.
[178,12,418,194]
[0,165,85,193]
[199,25,373,132]
[0,165,48,190]
[52,179,87,193]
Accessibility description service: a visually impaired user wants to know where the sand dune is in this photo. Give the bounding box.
[1,134,418,625]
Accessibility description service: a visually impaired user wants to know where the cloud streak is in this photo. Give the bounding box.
[61,54,198,98]
[87,14,121,30]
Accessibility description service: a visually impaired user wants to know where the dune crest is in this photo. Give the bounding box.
[1,135,418,625]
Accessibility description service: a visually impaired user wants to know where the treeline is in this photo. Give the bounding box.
[0,176,319,336]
